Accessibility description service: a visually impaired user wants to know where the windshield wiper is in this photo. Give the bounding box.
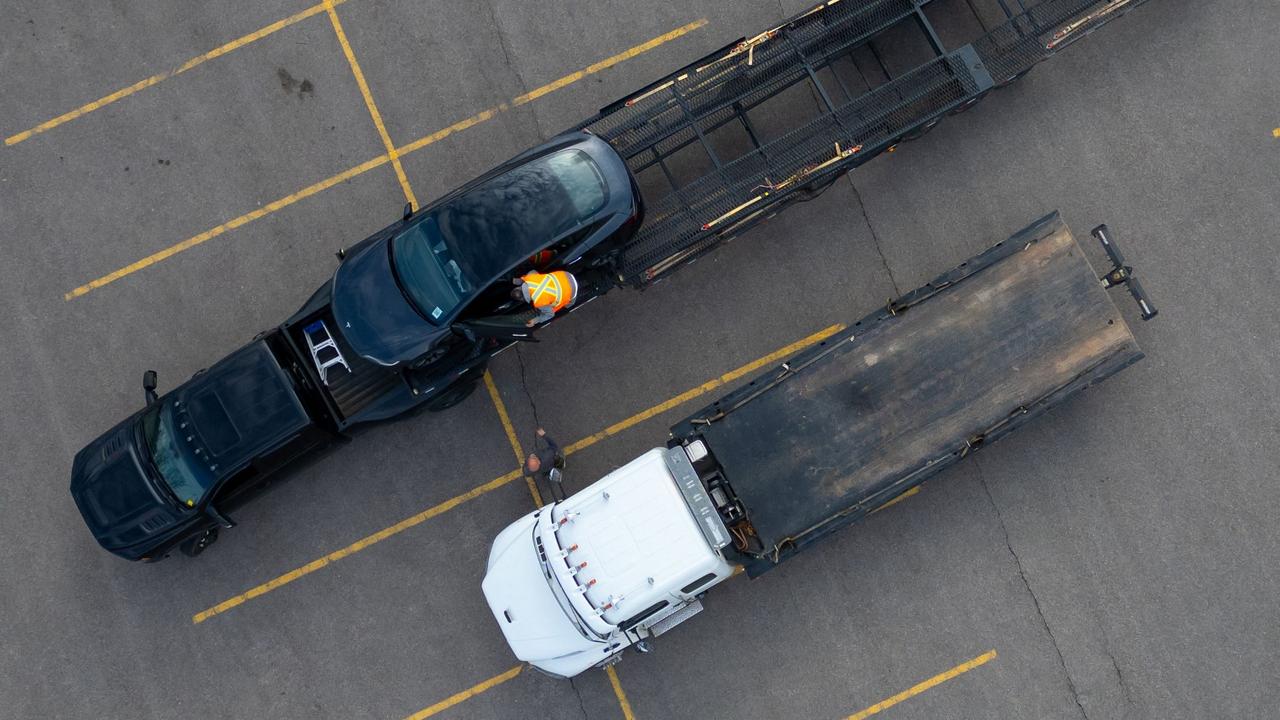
[133,420,184,507]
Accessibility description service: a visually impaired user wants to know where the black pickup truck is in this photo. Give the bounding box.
[70,130,643,561]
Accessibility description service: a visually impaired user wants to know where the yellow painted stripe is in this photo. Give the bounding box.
[870,485,921,514]
[64,152,391,300]
[402,665,523,720]
[606,665,637,720]
[1273,127,1280,138]
[846,650,998,720]
[323,0,418,208]
[191,322,837,622]
[484,371,541,506]
[563,323,846,456]
[191,467,522,624]
[512,19,708,106]
[5,2,340,147]
[64,20,706,300]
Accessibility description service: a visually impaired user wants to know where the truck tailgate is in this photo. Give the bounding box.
[675,213,1143,572]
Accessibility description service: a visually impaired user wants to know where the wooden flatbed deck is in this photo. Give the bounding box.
[671,213,1144,575]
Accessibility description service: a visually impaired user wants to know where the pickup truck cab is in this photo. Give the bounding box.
[69,338,337,561]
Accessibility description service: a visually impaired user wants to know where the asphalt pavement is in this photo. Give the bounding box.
[1,0,1277,718]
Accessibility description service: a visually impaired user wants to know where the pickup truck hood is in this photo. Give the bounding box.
[482,513,609,667]
[69,424,180,555]
[330,238,442,366]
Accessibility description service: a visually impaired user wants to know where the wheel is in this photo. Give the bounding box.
[180,527,219,557]
[425,378,479,412]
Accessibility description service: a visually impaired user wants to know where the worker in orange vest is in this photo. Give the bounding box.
[512,269,578,327]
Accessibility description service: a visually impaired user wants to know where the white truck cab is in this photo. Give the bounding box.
[482,447,735,678]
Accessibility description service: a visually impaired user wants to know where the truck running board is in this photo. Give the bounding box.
[649,599,704,637]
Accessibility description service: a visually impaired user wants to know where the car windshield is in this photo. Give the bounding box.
[139,400,216,507]
[392,149,607,322]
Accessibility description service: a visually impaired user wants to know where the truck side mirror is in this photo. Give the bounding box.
[142,370,159,406]
[204,504,236,529]
[403,202,414,222]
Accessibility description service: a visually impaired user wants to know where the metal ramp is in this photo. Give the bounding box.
[575,0,1149,287]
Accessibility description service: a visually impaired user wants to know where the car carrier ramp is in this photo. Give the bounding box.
[575,0,1149,287]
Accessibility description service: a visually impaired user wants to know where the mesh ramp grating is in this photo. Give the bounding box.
[573,0,1149,287]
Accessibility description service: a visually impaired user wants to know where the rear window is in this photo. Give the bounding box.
[542,150,607,220]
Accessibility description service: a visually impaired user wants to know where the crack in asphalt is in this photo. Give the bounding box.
[789,35,904,300]
[481,0,549,140]
[846,176,902,296]
[1106,645,1137,712]
[514,345,543,438]
[568,677,591,720]
[975,459,1089,720]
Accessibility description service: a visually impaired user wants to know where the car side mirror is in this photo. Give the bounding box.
[403,202,414,222]
[204,504,236,529]
[142,370,159,406]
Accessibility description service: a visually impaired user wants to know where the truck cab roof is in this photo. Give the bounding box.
[547,448,731,631]
[170,341,312,474]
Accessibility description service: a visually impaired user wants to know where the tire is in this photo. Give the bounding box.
[425,378,479,412]
[180,527,219,558]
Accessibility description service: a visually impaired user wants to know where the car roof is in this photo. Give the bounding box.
[418,132,633,289]
[175,341,310,473]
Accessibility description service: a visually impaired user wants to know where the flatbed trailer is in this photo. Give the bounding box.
[577,0,1150,286]
[483,213,1158,677]
[669,212,1154,576]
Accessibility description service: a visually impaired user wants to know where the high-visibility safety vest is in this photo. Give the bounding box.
[521,270,578,314]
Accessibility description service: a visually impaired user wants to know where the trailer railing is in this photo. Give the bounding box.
[575,0,1149,287]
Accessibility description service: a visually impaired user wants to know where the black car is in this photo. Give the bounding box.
[330,130,642,367]
[70,130,642,560]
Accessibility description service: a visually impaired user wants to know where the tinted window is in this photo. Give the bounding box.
[392,149,607,321]
[140,400,216,507]
[391,217,474,323]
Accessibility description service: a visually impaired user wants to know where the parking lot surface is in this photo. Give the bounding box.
[2,0,1278,718]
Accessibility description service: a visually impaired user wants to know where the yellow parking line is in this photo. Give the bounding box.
[192,467,523,624]
[484,371,540,506]
[4,1,341,147]
[871,486,921,514]
[65,153,391,300]
[323,0,418,208]
[846,650,998,720]
[563,323,847,456]
[512,19,708,106]
[191,322,838,624]
[64,19,707,301]
[606,665,637,720]
[402,665,523,720]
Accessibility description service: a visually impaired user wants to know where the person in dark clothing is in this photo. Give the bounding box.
[524,427,566,502]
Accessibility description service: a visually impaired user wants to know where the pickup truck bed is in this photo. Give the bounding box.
[671,213,1145,574]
